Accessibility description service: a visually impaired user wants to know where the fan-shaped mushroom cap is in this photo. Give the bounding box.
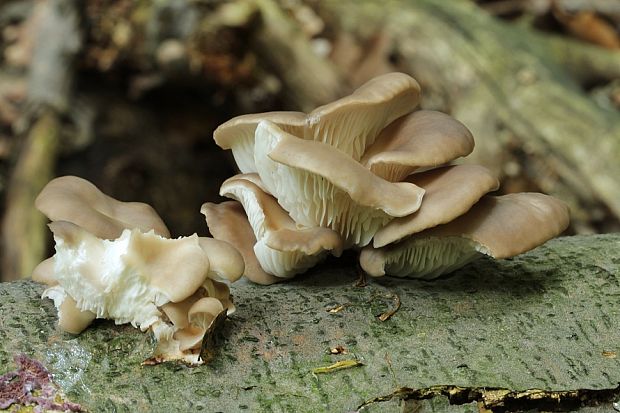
[219,174,343,278]
[31,257,57,286]
[361,111,475,182]
[174,297,225,351]
[198,237,245,283]
[214,72,420,173]
[35,176,170,240]
[122,231,210,304]
[214,112,307,173]
[254,120,425,247]
[361,193,570,279]
[373,165,499,247]
[306,72,421,159]
[161,290,203,330]
[201,201,281,285]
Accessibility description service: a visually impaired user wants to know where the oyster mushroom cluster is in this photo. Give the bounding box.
[32,176,244,365]
[206,72,570,284]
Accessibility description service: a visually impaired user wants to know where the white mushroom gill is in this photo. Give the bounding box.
[219,174,342,278]
[254,120,424,248]
[360,236,488,280]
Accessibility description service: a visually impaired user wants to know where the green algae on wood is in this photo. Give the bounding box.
[1,234,620,412]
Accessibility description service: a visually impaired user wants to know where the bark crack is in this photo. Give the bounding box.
[357,384,620,412]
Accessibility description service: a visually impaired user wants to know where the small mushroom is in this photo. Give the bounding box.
[43,288,96,335]
[173,297,225,351]
[361,111,475,182]
[373,165,500,248]
[219,173,343,278]
[157,291,226,359]
[31,257,57,286]
[361,193,570,279]
[214,72,420,173]
[35,175,170,240]
[254,120,425,247]
[201,201,281,285]
[198,237,244,283]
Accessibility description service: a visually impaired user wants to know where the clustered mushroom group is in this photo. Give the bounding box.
[32,72,569,364]
[206,72,569,284]
[32,176,243,365]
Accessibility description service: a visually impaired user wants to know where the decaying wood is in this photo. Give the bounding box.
[1,234,619,412]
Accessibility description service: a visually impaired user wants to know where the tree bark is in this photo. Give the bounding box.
[1,234,619,412]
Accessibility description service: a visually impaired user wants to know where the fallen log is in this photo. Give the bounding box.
[1,234,619,412]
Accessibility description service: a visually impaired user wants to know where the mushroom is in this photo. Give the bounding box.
[218,173,343,278]
[214,112,307,174]
[198,237,244,283]
[42,290,96,335]
[201,201,281,285]
[361,110,475,182]
[33,175,245,365]
[214,72,420,173]
[254,120,425,247]
[360,193,570,279]
[44,221,210,323]
[373,165,500,248]
[31,257,57,286]
[35,175,170,240]
[41,220,233,364]
[168,297,225,352]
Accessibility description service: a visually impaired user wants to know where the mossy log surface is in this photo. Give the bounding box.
[1,234,620,412]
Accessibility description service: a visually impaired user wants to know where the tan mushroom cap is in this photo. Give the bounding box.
[32,256,57,286]
[197,237,245,283]
[174,297,224,351]
[214,112,307,174]
[201,201,281,285]
[220,174,343,255]
[373,165,499,248]
[361,111,475,182]
[123,231,210,303]
[57,295,97,335]
[423,193,570,258]
[36,176,170,240]
[203,279,235,315]
[361,193,570,279]
[161,289,204,330]
[255,120,425,247]
[220,174,343,278]
[213,72,420,173]
[306,72,421,160]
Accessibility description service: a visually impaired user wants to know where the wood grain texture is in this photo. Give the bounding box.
[0,234,619,412]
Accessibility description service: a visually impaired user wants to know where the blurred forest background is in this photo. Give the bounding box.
[0,0,619,282]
